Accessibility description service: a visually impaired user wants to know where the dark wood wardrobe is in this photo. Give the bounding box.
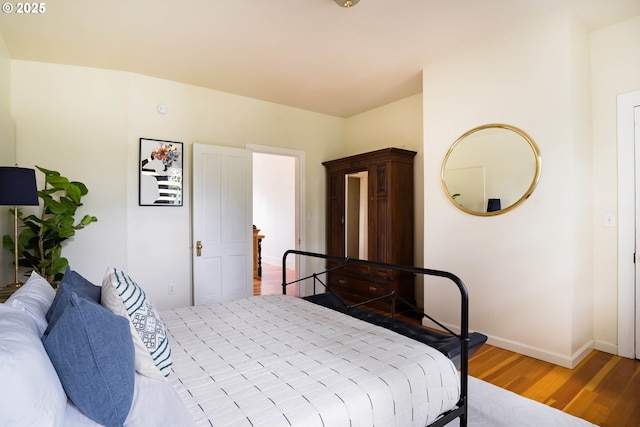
[323,147,416,312]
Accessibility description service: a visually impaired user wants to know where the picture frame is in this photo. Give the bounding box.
[139,138,183,206]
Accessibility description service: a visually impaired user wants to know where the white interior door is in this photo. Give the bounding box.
[192,144,253,305]
[636,105,640,358]
[618,89,640,359]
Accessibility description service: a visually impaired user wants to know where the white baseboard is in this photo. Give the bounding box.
[423,320,595,369]
[593,340,617,355]
[262,255,295,270]
[482,335,595,369]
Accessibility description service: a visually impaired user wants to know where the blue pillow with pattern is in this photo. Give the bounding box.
[101,267,172,380]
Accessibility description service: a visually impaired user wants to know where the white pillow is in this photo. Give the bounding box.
[63,374,196,427]
[101,267,172,381]
[6,271,56,336]
[0,304,67,427]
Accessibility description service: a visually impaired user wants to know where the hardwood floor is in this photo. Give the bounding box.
[255,264,640,427]
[253,263,298,296]
[469,344,640,427]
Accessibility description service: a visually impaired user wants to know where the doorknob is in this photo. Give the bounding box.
[196,241,203,257]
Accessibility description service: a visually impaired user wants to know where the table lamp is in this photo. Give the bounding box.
[0,166,39,289]
[487,198,502,212]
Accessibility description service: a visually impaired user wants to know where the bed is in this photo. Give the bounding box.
[0,251,483,427]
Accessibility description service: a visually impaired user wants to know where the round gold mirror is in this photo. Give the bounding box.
[441,123,541,216]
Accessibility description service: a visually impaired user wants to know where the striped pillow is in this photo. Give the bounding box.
[101,267,172,381]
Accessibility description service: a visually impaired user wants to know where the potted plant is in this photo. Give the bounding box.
[2,166,97,286]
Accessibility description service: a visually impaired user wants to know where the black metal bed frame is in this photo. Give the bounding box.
[281,249,470,427]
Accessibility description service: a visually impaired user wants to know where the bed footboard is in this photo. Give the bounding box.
[282,249,478,427]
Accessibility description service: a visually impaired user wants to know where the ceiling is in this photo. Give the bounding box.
[0,0,638,117]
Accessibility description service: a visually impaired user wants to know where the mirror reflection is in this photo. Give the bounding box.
[345,171,368,259]
[441,123,541,216]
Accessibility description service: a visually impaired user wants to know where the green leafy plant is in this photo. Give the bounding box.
[2,166,98,286]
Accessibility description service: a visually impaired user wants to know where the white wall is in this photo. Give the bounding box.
[0,35,15,285]
[0,36,12,162]
[591,15,640,353]
[422,11,593,367]
[10,60,342,309]
[342,94,425,307]
[253,152,296,267]
[4,11,639,362]
[13,61,131,292]
[324,11,640,363]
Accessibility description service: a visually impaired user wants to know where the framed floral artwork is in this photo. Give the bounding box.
[139,138,183,206]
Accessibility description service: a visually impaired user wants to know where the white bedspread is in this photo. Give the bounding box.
[162,294,460,427]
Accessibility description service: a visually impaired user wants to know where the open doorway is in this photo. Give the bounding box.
[249,145,304,297]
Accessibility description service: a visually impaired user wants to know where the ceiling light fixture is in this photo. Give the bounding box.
[334,0,359,7]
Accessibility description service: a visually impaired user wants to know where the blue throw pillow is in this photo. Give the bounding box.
[42,291,135,427]
[45,267,101,334]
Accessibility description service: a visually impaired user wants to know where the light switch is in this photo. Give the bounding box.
[603,213,617,228]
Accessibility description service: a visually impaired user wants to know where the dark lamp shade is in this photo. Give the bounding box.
[0,167,39,206]
[487,198,502,212]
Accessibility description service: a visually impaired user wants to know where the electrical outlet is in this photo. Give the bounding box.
[168,283,175,295]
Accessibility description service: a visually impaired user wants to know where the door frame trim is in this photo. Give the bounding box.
[245,144,306,283]
[617,89,640,359]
